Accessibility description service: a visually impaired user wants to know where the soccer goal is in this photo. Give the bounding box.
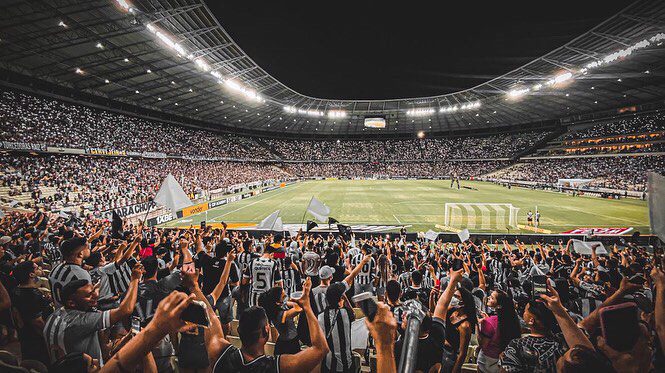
[443,203,520,230]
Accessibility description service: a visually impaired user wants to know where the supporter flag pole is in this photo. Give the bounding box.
[300,196,312,225]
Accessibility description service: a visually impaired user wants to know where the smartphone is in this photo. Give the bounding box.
[200,221,206,230]
[452,259,464,271]
[600,302,639,351]
[131,316,141,335]
[532,275,548,299]
[181,300,210,327]
[352,292,378,322]
[290,291,303,300]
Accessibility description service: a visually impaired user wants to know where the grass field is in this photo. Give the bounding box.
[161,179,650,233]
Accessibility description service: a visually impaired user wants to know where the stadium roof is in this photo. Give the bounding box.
[1,0,665,136]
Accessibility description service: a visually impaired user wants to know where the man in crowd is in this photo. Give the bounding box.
[43,262,143,365]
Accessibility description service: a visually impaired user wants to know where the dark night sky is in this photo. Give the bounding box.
[207,1,631,100]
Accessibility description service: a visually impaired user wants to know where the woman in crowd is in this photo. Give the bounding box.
[442,286,478,373]
[476,289,521,373]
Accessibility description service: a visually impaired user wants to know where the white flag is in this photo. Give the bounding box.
[572,239,607,255]
[257,210,281,230]
[457,229,470,243]
[307,197,331,223]
[273,217,284,232]
[153,174,192,213]
[424,230,439,241]
[9,200,19,208]
[648,172,665,243]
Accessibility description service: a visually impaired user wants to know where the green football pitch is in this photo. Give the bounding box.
[161,179,650,233]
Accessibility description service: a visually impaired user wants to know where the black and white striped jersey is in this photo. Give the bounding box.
[236,251,258,275]
[281,266,301,298]
[48,263,92,307]
[244,257,281,296]
[318,307,355,372]
[351,254,376,285]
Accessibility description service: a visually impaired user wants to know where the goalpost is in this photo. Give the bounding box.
[443,203,520,230]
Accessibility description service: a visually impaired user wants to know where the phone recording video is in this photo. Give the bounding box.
[532,275,548,299]
[600,302,640,351]
[131,316,141,335]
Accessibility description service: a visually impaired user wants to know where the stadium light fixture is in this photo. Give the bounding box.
[157,97,162,101]
[115,0,134,12]
[104,79,110,84]
[407,108,435,117]
[146,69,152,73]
[507,87,529,98]
[124,58,129,62]
[417,131,425,138]
[327,110,347,119]
[75,68,84,75]
[135,90,139,94]
[58,21,67,28]
[95,42,104,49]
[546,72,572,86]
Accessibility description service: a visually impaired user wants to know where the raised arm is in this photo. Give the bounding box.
[651,266,665,355]
[541,284,593,350]
[433,268,464,320]
[579,277,642,332]
[279,278,329,373]
[109,263,143,325]
[101,292,195,372]
[210,250,237,304]
[343,254,371,287]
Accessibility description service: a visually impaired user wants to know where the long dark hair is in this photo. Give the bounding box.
[457,287,478,329]
[494,290,521,350]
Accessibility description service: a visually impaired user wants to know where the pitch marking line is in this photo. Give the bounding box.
[392,214,402,224]
[208,183,306,222]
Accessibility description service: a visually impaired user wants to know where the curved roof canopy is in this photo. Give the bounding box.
[0,0,664,135]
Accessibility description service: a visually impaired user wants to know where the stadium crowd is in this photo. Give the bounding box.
[0,90,274,160]
[0,155,286,213]
[283,161,509,178]
[265,132,550,161]
[491,155,665,191]
[562,111,665,141]
[0,209,662,373]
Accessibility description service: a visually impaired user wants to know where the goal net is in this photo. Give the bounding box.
[443,203,520,230]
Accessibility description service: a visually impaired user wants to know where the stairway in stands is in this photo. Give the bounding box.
[252,137,285,160]
[512,128,566,160]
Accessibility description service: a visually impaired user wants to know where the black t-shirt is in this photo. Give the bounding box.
[394,317,446,372]
[135,271,182,325]
[213,345,279,373]
[331,264,346,283]
[196,252,240,297]
[11,287,53,360]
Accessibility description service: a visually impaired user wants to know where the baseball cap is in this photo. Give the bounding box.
[319,265,335,280]
[325,282,347,307]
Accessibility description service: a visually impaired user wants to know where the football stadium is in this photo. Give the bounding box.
[1,0,665,372]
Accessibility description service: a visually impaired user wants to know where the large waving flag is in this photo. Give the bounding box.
[307,197,331,223]
[648,172,665,243]
[257,210,281,230]
[154,174,192,213]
